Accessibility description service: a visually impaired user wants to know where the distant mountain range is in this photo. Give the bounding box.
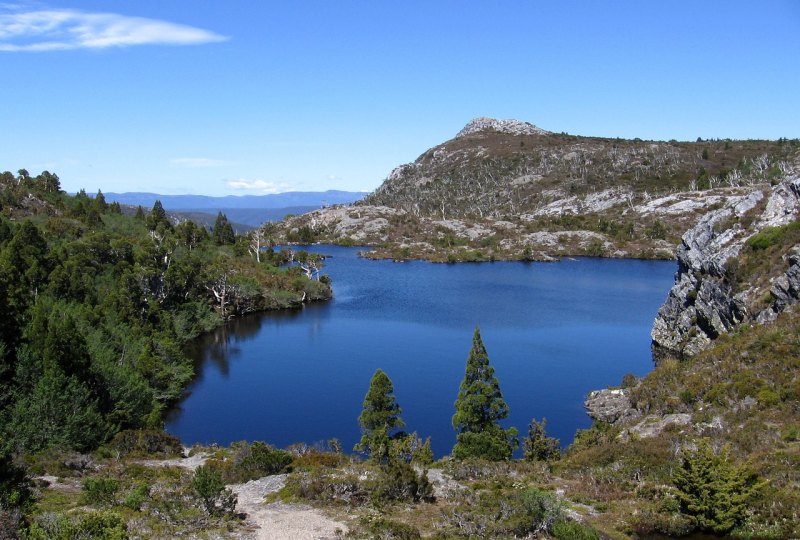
[103,190,367,210]
[104,190,367,228]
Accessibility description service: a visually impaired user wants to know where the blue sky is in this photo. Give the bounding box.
[1,1,799,196]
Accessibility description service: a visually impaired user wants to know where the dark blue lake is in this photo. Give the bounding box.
[166,246,675,457]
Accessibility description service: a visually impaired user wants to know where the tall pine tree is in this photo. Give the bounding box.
[213,212,235,245]
[452,327,518,460]
[355,369,405,462]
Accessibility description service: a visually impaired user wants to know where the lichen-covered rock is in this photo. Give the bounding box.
[584,389,640,424]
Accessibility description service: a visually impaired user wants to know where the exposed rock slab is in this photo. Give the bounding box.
[584,388,641,424]
[623,413,693,439]
[652,170,800,359]
[456,117,550,138]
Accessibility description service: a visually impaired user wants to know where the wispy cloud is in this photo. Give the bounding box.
[0,7,227,51]
[170,157,228,168]
[225,178,293,194]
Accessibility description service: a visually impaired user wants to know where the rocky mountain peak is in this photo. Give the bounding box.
[455,117,550,138]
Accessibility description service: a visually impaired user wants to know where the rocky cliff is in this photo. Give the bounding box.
[651,162,800,359]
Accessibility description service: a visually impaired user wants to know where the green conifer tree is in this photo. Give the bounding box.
[673,439,764,534]
[146,200,171,231]
[355,369,405,461]
[212,212,235,245]
[452,327,518,460]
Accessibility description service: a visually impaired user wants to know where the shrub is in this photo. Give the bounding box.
[356,517,421,539]
[757,387,781,407]
[443,487,562,537]
[109,429,183,457]
[238,441,292,479]
[523,418,561,461]
[290,450,344,470]
[81,477,120,507]
[28,510,128,540]
[283,469,369,505]
[550,519,600,540]
[673,440,765,534]
[389,432,434,466]
[371,460,434,503]
[191,465,237,516]
[123,483,150,511]
[621,373,638,388]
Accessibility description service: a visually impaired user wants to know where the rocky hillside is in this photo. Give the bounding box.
[277,118,799,261]
[652,167,800,359]
[573,166,800,538]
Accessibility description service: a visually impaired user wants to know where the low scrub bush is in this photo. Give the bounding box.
[283,468,369,505]
[81,477,119,507]
[550,519,600,540]
[442,486,563,538]
[28,510,128,540]
[109,429,183,457]
[354,516,421,539]
[371,461,434,503]
[191,464,237,516]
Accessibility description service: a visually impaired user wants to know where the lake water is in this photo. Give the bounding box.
[166,246,676,457]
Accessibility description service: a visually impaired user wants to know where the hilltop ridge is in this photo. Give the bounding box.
[276,118,799,262]
[455,116,551,138]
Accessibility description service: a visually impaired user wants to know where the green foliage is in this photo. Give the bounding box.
[355,369,405,461]
[746,221,800,250]
[191,464,237,516]
[108,429,183,457]
[523,418,561,461]
[550,519,600,540]
[389,432,434,466]
[372,460,434,503]
[145,200,170,232]
[443,486,564,538]
[354,516,421,539]
[452,328,518,460]
[122,482,150,511]
[0,446,32,512]
[212,211,235,245]
[568,421,616,453]
[28,510,129,540]
[213,440,293,483]
[673,440,765,534]
[81,477,120,507]
[0,170,330,455]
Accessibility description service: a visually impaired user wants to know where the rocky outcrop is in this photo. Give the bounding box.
[623,413,692,440]
[652,169,800,359]
[455,117,550,138]
[584,389,640,424]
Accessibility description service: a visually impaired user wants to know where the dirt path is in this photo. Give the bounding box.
[104,449,349,538]
[229,475,348,540]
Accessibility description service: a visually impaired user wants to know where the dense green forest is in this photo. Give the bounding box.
[0,169,330,455]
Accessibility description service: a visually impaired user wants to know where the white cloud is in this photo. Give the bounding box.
[170,157,227,168]
[0,8,227,51]
[225,178,293,194]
